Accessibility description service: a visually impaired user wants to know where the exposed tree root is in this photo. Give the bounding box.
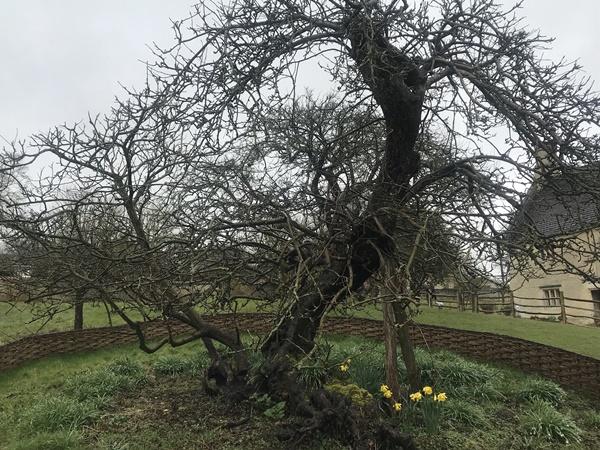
[375,422,419,450]
[246,355,418,449]
[276,388,359,446]
[202,357,249,399]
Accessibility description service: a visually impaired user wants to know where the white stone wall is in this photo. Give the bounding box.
[509,230,600,326]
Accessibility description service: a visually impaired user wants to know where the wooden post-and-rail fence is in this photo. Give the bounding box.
[425,290,600,327]
[0,313,599,400]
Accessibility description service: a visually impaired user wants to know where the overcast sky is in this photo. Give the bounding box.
[1,0,599,141]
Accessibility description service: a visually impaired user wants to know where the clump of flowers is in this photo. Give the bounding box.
[380,384,393,399]
[434,392,447,402]
[380,384,402,413]
[339,358,351,373]
[409,386,448,433]
[409,391,423,402]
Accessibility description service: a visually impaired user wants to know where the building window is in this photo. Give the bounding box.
[542,288,561,306]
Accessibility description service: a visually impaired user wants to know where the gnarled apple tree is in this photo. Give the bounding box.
[2,0,600,446]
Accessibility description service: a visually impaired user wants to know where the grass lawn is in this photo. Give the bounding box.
[0,302,140,345]
[2,300,600,359]
[338,304,600,360]
[0,335,599,449]
[417,307,600,359]
[0,342,203,450]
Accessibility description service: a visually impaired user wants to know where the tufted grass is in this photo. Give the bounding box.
[0,341,208,449]
[11,430,84,450]
[520,400,582,444]
[0,327,598,449]
[152,353,209,376]
[64,360,147,404]
[325,336,598,449]
[442,399,490,428]
[18,395,100,434]
[513,378,567,406]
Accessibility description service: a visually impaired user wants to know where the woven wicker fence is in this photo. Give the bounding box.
[1,313,598,399]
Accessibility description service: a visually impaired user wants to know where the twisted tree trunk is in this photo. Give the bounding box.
[262,16,426,357]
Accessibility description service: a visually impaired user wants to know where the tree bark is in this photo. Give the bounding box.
[262,258,348,356]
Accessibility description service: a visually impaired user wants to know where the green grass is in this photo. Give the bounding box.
[19,395,100,433]
[0,334,599,449]
[151,353,209,376]
[442,399,489,428]
[331,337,598,449]
[0,341,208,450]
[520,400,583,445]
[0,343,203,415]
[513,378,567,406]
[64,360,147,403]
[1,297,598,449]
[12,430,84,450]
[0,302,133,344]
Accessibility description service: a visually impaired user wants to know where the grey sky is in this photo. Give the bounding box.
[1,0,599,140]
[1,0,193,139]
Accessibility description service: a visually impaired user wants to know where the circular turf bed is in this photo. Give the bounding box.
[1,335,599,449]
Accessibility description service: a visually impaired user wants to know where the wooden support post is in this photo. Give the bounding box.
[427,292,432,308]
[457,290,462,311]
[559,291,567,324]
[474,294,479,313]
[383,299,400,399]
[510,291,516,317]
[392,300,421,393]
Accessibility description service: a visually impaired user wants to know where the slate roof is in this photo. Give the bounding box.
[512,165,600,239]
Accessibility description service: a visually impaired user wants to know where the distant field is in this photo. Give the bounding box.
[2,300,600,359]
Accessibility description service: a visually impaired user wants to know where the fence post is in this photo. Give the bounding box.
[427,292,432,308]
[473,294,479,313]
[559,291,567,324]
[510,291,516,317]
[457,290,462,311]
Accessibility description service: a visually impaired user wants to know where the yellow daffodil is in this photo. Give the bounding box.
[422,386,433,395]
[436,392,447,402]
[339,363,349,372]
[393,402,402,412]
[380,384,390,394]
[383,389,393,399]
[409,392,423,402]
